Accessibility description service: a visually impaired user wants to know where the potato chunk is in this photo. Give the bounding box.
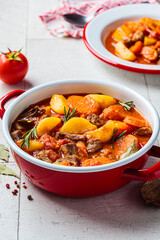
[144,37,157,46]
[115,41,136,61]
[87,94,116,109]
[23,140,44,152]
[112,26,131,42]
[36,117,61,137]
[60,117,97,134]
[86,121,115,142]
[50,94,68,114]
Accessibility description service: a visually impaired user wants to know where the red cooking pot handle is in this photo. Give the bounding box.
[0,90,25,119]
[123,145,160,181]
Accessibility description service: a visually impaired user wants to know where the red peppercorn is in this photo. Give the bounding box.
[23,185,27,189]
[23,182,25,184]
[6,184,10,189]
[12,189,18,195]
[14,181,17,184]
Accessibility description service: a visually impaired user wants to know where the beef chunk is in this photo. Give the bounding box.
[87,114,104,127]
[36,150,58,163]
[11,130,23,142]
[20,106,45,120]
[36,150,53,163]
[136,127,152,136]
[58,132,87,141]
[122,37,133,48]
[55,156,80,167]
[61,143,78,157]
[132,31,144,42]
[86,139,102,153]
[13,120,32,131]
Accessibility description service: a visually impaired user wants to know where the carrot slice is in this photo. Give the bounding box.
[123,116,147,127]
[67,95,100,115]
[107,120,134,137]
[100,104,128,121]
[130,41,143,54]
[112,134,138,158]
[141,46,158,61]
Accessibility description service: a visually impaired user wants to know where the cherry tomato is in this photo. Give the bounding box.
[0,49,28,84]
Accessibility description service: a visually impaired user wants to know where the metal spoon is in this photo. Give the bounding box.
[63,13,94,28]
[63,1,150,28]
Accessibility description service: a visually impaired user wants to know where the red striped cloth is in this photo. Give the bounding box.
[40,0,158,38]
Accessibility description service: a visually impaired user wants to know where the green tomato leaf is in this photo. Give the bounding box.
[0,163,19,178]
[0,144,9,162]
[120,140,138,160]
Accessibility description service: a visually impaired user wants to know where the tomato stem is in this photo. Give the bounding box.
[1,48,23,62]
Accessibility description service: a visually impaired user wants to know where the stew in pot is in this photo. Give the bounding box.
[105,17,160,64]
[10,93,152,167]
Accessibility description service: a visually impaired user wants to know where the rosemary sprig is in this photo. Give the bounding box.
[119,101,135,111]
[111,128,127,149]
[64,106,78,124]
[20,125,38,149]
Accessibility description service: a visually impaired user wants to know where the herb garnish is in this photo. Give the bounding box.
[64,107,78,124]
[20,125,38,148]
[111,129,127,149]
[119,101,135,111]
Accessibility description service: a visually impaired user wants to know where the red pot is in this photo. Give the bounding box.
[1,80,160,197]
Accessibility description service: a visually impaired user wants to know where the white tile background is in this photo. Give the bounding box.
[0,1,160,239]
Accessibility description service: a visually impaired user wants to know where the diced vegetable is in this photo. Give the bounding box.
[45,106,51,115]
[60,117,97,134]
[140,17,156,30]
[36,117,61,137]
[82,157,114,167]
[112,25,131,42]
[154,41,160,49]
[86,121,115,142]
[124,22,139,32]
[17,140,44,152]
[115,41,136,61]
[76,142,88,158]
[123,116,147,127]
[100,104,128,121]
[67,95,100,115]
[110,120,134,136]
[144,37,157,46]
[50,94,68,114]
[141,46,158,61]
[129,41,143,54]
[87,94,116,109]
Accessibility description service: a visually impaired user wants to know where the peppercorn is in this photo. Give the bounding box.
[23,185,27,189]
[12,189,18,195]
[27,195,33,201]
[6,184,10,189]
